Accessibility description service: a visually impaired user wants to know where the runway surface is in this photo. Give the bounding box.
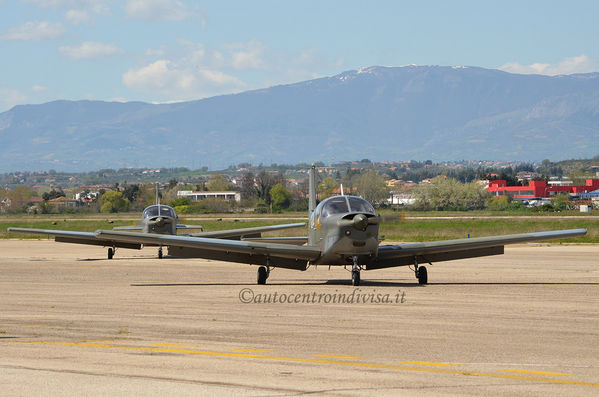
[1,240,598,396]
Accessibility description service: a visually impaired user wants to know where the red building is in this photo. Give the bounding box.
[488,179,599,199]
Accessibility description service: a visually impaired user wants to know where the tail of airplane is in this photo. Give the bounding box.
[309,164,316,215]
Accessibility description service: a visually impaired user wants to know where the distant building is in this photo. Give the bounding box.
[177,190,241,202]
[488,179,599,199]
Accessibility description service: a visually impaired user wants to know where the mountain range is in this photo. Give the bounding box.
[1,65,599,172]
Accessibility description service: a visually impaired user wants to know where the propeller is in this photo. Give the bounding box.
[338,214,380,231]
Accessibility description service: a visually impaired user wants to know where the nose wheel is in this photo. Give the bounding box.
[351,256,361,286]
[107,247,114,259]
[158,247,163,259]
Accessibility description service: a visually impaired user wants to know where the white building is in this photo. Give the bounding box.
[177,190,241,202]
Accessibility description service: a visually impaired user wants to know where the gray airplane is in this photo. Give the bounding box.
[9,195,305,260]
[82,165,586,285]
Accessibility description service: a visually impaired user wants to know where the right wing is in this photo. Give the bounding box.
[7,227,142,250]
[95,229,320,270]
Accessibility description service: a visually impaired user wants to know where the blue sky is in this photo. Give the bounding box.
[1,0,599,112]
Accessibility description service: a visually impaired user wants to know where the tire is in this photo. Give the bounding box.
[417,266,428,285]
[352,270,360,286]
[257,266,268,285]
[108,248,114,260]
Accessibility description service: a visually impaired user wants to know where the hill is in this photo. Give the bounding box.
[1,65,598,171]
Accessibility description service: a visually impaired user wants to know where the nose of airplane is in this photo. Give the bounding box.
[352,213,369,231]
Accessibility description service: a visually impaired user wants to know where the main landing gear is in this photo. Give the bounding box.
[158,247,163,259]
[257,266,270,285]
[257,258,271,285]
[414,257,428,285]
[107,247,115,259]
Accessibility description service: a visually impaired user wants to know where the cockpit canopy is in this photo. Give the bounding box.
[319,196,376,219]
[142,205,176,219]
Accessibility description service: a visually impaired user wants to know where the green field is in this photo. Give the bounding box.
[2,211,598,243]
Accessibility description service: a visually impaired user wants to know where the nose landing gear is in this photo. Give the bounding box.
[351,256,362,286]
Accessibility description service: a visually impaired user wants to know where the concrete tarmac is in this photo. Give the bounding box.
[1,240,598,396]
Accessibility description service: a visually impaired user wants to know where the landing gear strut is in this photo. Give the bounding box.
[107,247,114,259]
[351,256,361,286]
[414,257,428,285]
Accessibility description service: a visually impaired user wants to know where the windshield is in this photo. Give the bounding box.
[321,197,350,218]
[320,196,376,218]
[347,196,375,214]
[142,205,176,219]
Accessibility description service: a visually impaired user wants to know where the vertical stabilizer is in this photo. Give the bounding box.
[156,183,161,216]
[309,164,317,215]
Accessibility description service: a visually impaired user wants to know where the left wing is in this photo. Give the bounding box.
[95,229,320,270]
[188,223,306,239]
[370,229,587,270]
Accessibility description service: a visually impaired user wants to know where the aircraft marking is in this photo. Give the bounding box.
[14,340,599,388]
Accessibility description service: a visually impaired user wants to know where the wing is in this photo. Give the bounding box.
[7,227,142,250]
[188,222,306,239]
[112,226,143,231]
[95,230,320,270]
[176,224,205,231]
[370,229,587,270]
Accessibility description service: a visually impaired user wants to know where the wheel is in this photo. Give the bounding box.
[351,270,360,286]
[158,247,163,259]
[417,266,428,285]
[107,248,114,259]
[257,266,268,285]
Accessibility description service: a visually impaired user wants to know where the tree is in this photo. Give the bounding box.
[412,177,489,211]
[240,172,257,200]
[317,176,339,199]
[352,170,388,205]
[255,171,281,204]
[100,190,130,213]
[42,188,65,201]
[207,174,233,191]
[270,183,291,210]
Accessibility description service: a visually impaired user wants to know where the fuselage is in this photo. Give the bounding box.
[141,205,178,235]
[308,195,380,266]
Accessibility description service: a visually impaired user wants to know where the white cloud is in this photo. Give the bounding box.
[0,21,65,41]
[59,41,123,60]
[499,55,599,76]
[230,41,266,70]
[64,9,91,24]
[31,85,48,92]
[125,0,196,21]
[122,59,245,99]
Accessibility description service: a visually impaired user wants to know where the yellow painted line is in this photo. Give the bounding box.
[501,369,573,377]
[401,361,461,367]
[24,325,43,328]
[86,340,124,343]
[312,354,362,359]
[155,343,197,348]
[232,348,273,353]
[16,341,599,388]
